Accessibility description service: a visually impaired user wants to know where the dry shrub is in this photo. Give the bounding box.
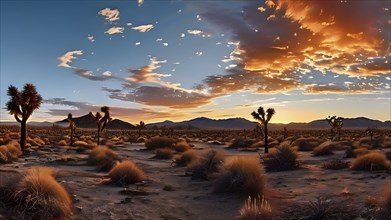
[154,148,175,159]
[58,140,68,146]
[262,142,299,171]
[0,141,22,163]
[172,141,191,152]
[321,159,349,170]
[12,167,72,220]
[0,137,12,145]
[9,132,20,139]
[88,147,120,172]
[284,196,359,220]
[249,141,264,149]
[173,150,198,166]
[108,160,146,186]
[145,136,175,150]
[292,137,321,151]
[214,156,267,197]
[186,149,225,179]
[26,137,42,147]
[354,148,369,157]
[227,138,257,149]
[73,140,97,149]
[312,141,334,156]
[237,195,272,220]
[351,152,391,171]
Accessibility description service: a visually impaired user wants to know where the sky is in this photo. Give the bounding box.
[0,0,390,124]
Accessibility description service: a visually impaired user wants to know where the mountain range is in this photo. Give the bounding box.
[1,114,390,130]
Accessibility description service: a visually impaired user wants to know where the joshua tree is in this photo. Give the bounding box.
[137,121,145,137]
[91,106,112,145]
[67,113,76,146]
[251,106,276,153]
[365,127,378,142]
[283,127,288,139]
[6,83,42,152]
[326,116,344,140]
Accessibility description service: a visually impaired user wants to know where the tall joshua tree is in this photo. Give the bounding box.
[251,106,275,153]
[326,116,344,140]
[137,121,145,138]
[6,83,42,152]
[67,113,76,146]
[91,106,112,145]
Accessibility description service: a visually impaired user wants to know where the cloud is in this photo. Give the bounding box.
[98,8,120,22]
[44,98,176,121]
[105,27,124,35]
[74,69,113,81]
[187,29,211,37]
[138,0,144,6]
[87,34,95,42]
[58,50,83,68]
[132,24,154,32]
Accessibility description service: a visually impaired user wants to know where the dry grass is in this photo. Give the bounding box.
[12,167,72,220]
[0,141,22,163]
[73,140,97,149]
[312,141,334,156]
[321,159,349,170]
[214,156,267,197]
[172,141,191,152]
[186,149,225,179]
[154,148,175,159]
[58,140,68,146]
[262,142,299,171]
[351,152,391,171]
[108,160,146,186]
[173,150,199,166]
[354,148,369,157]
[88,147,120,172]
[237,195,272,220]
[227,138,257,149]
[145,136,175,150]
[292,137,321,151]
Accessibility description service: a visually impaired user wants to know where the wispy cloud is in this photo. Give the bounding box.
[132,24,154,32]
[58,50,83,68]
[98,8,120,22]
[105,27,124,35]
[187,29,211,37]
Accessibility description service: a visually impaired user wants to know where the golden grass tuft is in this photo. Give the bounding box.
[354,148,369,157]
[263,142,299,171]
[351,152,391,171]
[312,141,334,156]
[58,140,68,146]
[174,150,198,166]
[214,156,267,197]
[88,147,120,172]
[73,140,97,149]
[172,141,191,152]
[292,137,321,151]
[12,167,72,220]
[108,160,146,186]
[186,149,225,179]
[0,141,22,163]
[237,195,272,220]
[154,148,175,159]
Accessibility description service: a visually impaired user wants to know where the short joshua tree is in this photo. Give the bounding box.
[365,127,378,142]
[91,106,112,146]
[6,83,42,152]
[326,116,344,140]
[251,106,276,153]
[67,113,76,146]
[137,121,146,138]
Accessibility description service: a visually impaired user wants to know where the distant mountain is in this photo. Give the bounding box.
[146,117,391,130]
[56,113,136,129]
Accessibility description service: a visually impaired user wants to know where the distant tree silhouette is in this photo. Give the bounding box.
[326,116,344,140]
[67,113,76,146]
[251,106,275,153]
[6,83,42,152]
[91,106,112,145]
[137,121,145,137]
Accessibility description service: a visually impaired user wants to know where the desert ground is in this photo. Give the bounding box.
[0,126,390,220]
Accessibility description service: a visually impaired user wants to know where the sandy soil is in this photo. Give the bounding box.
[0,141,390,220]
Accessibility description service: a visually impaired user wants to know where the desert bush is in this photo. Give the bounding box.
[58,140,68,146]
[186,149,225,179]
[354,148,369,157]
[12,167,72,220]
[0,137,12,145]
[262,142,299,171]
[88,147,120,172]
[214,156,267,197]
[227,138,257,149]
[249,141,264,149]
[73,140,97,149]
[154,148,175,159]
[292,137,321,151]
[237,195,272,220]
[172,141,191,152]
[312,141,334,156]
[0,141,22,163]
[321,159,349,170]
[351,152,391,171]
[284,196,359,220]
[173,150,198,166]
[145,136,175,150]
[108,160,146,186]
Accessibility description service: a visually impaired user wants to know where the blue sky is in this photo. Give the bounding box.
[1,0,390,124]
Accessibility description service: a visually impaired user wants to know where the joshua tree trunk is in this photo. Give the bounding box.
[97,125,101,146]
[330,129,334,140]
[70,128,74,146]
[20,120,27,152]
[264,123,269,154]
